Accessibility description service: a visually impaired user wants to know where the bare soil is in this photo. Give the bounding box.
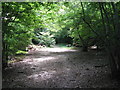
[2,46,120,88]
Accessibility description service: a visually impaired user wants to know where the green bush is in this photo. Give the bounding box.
[33,30,56,47]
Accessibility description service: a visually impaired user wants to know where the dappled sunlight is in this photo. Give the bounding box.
[33,57,57,62]
[22,58,32,62]
[22,56,58,65]
[90,45,97,49]
[39,47,78,53]
[27,70,56,81]
[27,66,72,82]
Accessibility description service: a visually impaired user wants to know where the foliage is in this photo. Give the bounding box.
[2,2,40,67]
[16,50,28,55]
[2,1,120,78]
[33,28,56,47]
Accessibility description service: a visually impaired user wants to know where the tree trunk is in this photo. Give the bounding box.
[77,29,88,52]
[2,21,8,69]
[108,52,118,78]
[115,47,120,77]
[98,2,120,78]
[2,41,8,69]
[82,46,88,52]
[105,44,118,78]
[111,2,120,78]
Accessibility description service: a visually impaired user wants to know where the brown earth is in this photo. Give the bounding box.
[2,46,120,88]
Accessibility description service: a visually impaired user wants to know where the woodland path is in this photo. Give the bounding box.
[2,46,120,88]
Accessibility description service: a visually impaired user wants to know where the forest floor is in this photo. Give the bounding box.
[2,45,120,88]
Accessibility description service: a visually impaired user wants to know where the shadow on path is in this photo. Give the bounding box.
[2,47,120,88]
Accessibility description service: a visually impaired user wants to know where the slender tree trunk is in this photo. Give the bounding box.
[2,21,8,69]
[99,3,107,37]
[98,2,120,78]
[81,2,105,45]
[109,52,118,77]
[2,37,8,69]
[76,27,88,52]
[78,34,88,52]
[111,2,120,77]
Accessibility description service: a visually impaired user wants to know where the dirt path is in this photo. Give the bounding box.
[2,46,120,88]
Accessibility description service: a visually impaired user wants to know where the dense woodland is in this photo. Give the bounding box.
[2,2,120,80]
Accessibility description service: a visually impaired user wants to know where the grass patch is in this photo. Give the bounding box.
[16,50,28,55]
[8,50,27,64]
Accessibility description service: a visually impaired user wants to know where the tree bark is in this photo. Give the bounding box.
[2,21,8,69]
[76,27,88,52]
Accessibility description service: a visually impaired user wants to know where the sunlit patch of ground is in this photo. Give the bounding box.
[23,56,57,63]
[2,46,120,88]
[37,47,78,52]
[27,70,56,81]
